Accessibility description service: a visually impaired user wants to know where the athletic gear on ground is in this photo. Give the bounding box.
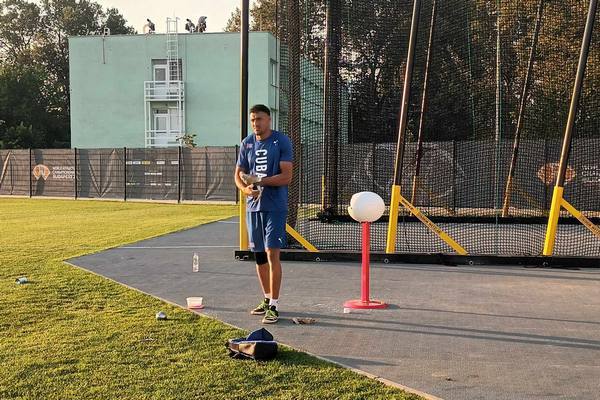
[226,328,278,360]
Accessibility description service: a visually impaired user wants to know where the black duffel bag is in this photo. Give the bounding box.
[226,328,278,360]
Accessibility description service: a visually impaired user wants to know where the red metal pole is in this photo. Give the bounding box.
[344,219,387,310]
[361,222,370,302]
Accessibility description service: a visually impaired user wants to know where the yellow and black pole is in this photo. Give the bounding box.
[386,0,421,254]
[239,0,250,250]
[386,0,467,255]
[543,0,597,256]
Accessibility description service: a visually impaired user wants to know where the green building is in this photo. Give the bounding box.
[69,20,347,149]
[69,21,282,149]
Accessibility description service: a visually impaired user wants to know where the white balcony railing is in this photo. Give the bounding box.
[144,81,185,101]
[144,129,183,147]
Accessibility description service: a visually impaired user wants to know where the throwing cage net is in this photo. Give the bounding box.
[273,0,600,260]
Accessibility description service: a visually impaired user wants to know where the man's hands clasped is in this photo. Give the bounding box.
[239,172,262,199]
[239,172,263,186]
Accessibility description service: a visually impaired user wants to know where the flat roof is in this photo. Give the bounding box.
[68,31,274,40]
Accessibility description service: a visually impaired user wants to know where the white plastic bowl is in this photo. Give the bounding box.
[186,297,204,309]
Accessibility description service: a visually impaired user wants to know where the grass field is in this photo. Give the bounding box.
[0,198,420,400]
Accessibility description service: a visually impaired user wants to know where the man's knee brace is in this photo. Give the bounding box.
[255,251,268,265]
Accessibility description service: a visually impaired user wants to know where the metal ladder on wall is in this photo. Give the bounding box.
[166,17,180,82]
[165,17,184,146]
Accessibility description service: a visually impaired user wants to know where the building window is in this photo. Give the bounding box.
[153,64,168,81]
[270,108,278,130]
[152,108,182,131]
[270,60,278,87]
[152,59,183,81]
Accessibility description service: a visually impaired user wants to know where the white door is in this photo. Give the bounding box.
[153,112,169,147]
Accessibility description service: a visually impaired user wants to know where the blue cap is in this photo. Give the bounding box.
[246,328,273,341]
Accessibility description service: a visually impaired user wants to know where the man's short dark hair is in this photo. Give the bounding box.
[250,104,270,116]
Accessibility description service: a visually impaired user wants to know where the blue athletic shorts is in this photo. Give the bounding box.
[247,211,287,252]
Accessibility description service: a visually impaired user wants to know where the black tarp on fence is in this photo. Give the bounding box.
[0,149,30,196]
[77,148,125,199]
[31,149,76,197]
[3,140,600,210]
[0,146,238,202]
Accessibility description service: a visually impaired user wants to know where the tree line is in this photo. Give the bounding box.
[226,0,599,143]
[0,0,134,149]
[1,0,597,148]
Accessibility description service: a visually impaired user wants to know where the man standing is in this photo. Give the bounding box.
[235,104,293,324]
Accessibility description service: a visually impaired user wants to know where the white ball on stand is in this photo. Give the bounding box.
[344,191,388,313]
[347,191,385,222]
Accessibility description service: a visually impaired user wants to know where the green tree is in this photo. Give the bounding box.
[269,0,600,144]
[0,0,135,148]
[104,8,136,35]
[2,123,42,148]
[0,0,44,64]
[252,0,277,33]
[223,0,278,36]
[224,6,241,32]
[0,65,51,148]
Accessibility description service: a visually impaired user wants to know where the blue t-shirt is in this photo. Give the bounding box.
[237,131,293,212]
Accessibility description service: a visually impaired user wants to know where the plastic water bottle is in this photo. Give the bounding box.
[192,252,199,272]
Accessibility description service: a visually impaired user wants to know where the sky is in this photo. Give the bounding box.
[94,0,246,33]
